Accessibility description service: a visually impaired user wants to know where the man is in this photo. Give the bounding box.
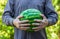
[2,0,58,39]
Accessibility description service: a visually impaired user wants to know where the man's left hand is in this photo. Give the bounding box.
[32,14,48,31]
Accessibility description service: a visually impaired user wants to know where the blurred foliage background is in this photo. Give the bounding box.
[0,0,60,39]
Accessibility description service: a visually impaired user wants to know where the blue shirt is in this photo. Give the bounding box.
[2,0,58,39]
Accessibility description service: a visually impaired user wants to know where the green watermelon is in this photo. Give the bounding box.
[19,9,43,32]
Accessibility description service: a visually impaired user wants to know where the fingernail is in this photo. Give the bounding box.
[34,19,37,21]
[32,23,34,25]
[27,20,29,21]
[32,28,35,29]
[28,24,30,25]
[40,14,42,15]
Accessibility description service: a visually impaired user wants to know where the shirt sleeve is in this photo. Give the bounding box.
[45,0,58,26]
[2,0,15,26]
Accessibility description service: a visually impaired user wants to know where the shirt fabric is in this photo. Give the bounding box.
[2,0,58,39]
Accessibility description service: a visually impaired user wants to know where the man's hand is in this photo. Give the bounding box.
[32,14,48,31]
[13,16,30,31]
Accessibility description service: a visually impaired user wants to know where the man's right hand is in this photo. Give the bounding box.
[13,16,30,31]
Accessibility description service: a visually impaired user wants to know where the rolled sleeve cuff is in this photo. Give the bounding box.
[9,18,15,26]
[47,18,53,26]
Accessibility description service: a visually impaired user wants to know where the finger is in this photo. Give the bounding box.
[32,23,40,26]
[19,20,29,23]
[32,27,40,30]
[33,26,42,31]
[20,27,30,30]
[19,24,30,27]
[40,14,46,19]
[16,16,23,19]
[34,19,42,23]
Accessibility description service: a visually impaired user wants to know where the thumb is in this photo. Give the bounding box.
[16,16,23,19]
[40,14,46,19]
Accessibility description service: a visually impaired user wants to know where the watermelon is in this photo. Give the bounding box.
[19,9,43,32]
